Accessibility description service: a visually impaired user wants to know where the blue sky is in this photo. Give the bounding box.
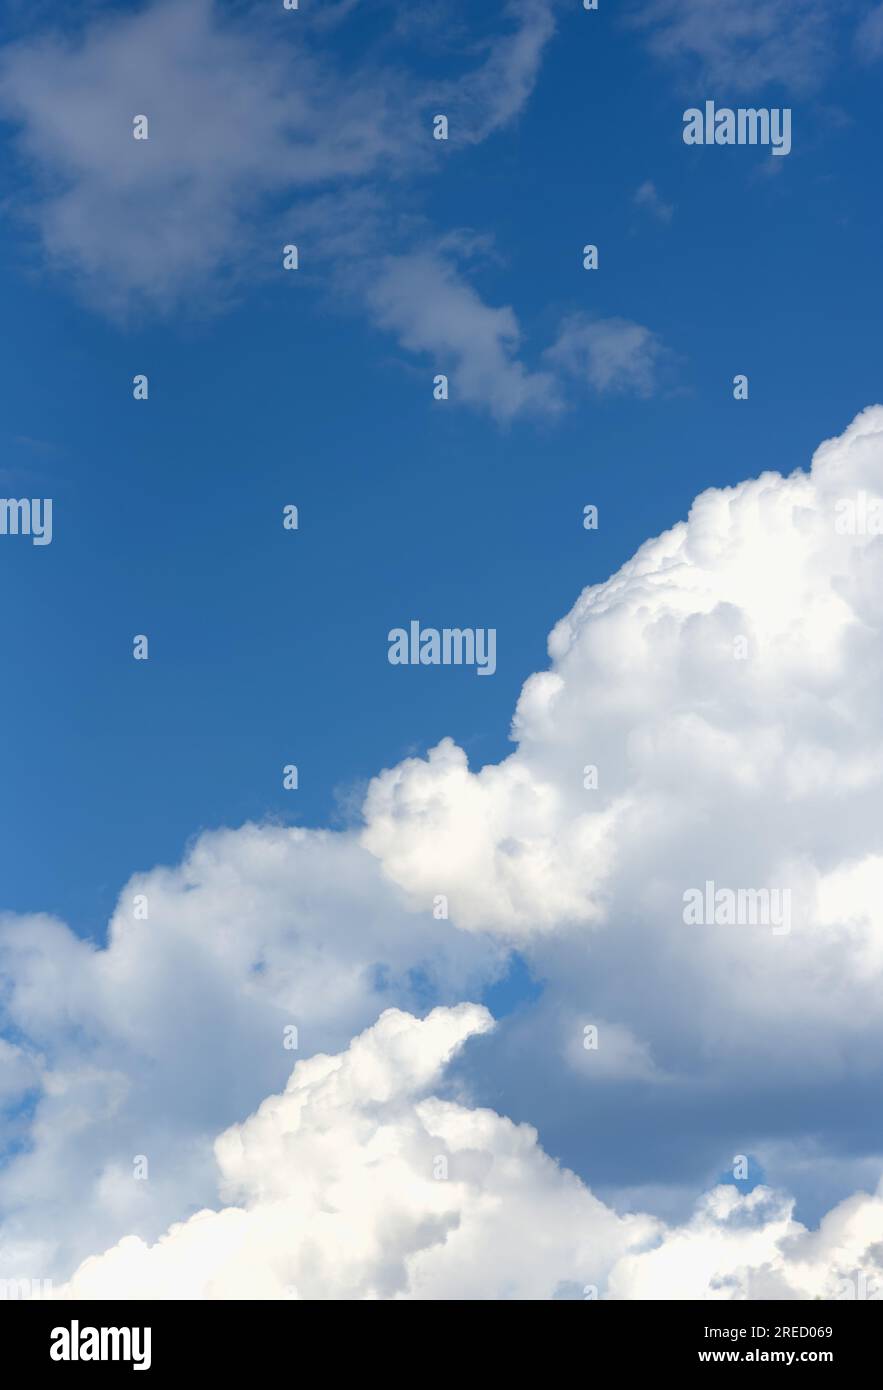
[4,0,883,1297]
[3,0,882,935]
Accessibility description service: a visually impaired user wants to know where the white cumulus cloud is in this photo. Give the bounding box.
[6,407,883,1290]
[51,1004,883,1300]
[54,1004,658,1300]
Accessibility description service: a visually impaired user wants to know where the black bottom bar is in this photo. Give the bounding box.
[7,1298,876,1374]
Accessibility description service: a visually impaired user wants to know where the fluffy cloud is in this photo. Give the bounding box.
[609,1182,883,1301]
[362,735,617,932]
[362,406,883,1031]
[359,405,883,1207]
[0,826,500,1283]
[50,1005,883,1300]
[6,407,883,1290]
[53,1005,658,1300]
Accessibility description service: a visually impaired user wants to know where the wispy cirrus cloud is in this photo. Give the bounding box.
[855,3,883,62]
[363,248,564,422]
[634,179,674,224]
[544,312,670,397]
[0,0,556,316]
[629,0,844,94]
[0,0,677,420]
[0,0,680,421]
